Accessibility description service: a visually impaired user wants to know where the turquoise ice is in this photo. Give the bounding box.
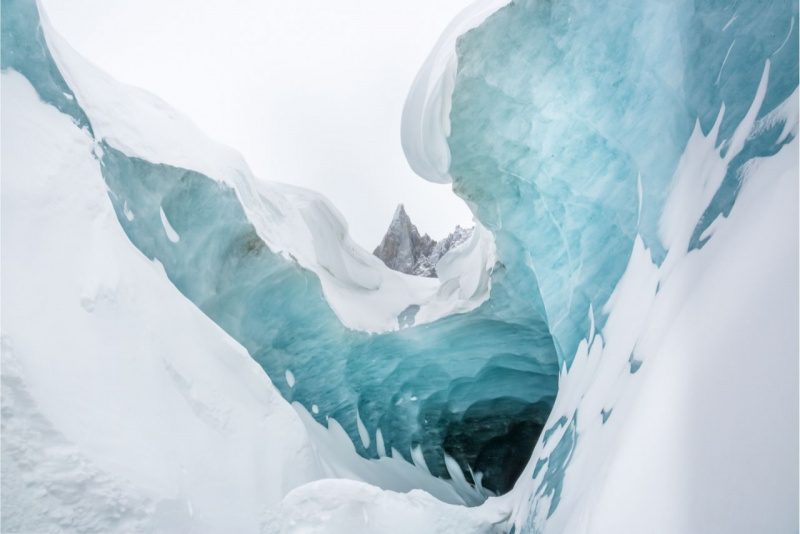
[2,0,796,511]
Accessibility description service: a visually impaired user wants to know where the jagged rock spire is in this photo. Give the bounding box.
[373,204,473,278]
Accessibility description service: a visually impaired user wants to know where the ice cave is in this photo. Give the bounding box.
[1,0,798,532]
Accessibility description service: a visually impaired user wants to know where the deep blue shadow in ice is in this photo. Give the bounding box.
[98,145,560,496]
[2,0,565,497]
[445,0,797,526]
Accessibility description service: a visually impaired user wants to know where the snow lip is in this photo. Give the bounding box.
[400,0,511,185]
[38,8,496,335]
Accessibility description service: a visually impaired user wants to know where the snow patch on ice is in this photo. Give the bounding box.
[159,206,180,243]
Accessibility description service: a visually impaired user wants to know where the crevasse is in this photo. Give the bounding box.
[2,0,562,499]
[408,0,796,529]
[2,0,797,529]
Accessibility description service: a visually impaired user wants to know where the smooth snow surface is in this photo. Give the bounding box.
[262,479,508,534]
[159,206,180,243]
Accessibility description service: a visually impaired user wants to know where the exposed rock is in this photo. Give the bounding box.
[373,204,473,278]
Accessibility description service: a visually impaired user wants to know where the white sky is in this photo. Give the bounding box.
[41,0,475,248]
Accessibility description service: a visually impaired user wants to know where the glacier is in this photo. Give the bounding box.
[403,0,799,530]
[1,0,798,532]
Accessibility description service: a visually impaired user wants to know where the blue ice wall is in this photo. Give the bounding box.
[2,0,564,496]
[5,0,796,513]
[444,0,797,528]
[0,0,92,131]
[448,0,798,366]
[97,147,558,495]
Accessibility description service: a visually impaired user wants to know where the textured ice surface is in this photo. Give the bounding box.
[3,0,798,530]
[442,0,798,367]
[2,0,559,499]
[405,0,797,530]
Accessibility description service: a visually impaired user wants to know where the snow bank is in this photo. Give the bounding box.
[1,70,324,533]
[505,95,799,534]
[262,479,508,534]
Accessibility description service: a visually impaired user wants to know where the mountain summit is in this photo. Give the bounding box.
[373,204,473,278]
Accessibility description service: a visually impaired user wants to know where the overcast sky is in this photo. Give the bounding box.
[41,0,475,248]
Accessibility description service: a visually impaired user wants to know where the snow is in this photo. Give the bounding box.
[414,222,496,324]
[290,404,489,506]
[401,0,511,184]
[356,410,371,449]
[159,206,180,243]
[262,479,508,534]
[579,128,798,534]
[1,70,325,533]
[40,14,493,336]
[504,89,799,533]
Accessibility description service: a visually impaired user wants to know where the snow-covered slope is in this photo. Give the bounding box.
[504,128,799,534]
[1,70,324,533]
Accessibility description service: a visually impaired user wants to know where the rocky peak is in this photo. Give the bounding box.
[373,204,473,278]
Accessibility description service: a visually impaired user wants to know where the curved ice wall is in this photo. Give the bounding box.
[98,146,557,497]
[441,0,797,365]
[5,0,797,513]
[421,0,797,528]
[2,0,562,498]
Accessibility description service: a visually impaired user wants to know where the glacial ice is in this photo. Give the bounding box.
[3,0,560,499]
[97,145,558,496]
[436,0,799,367]
[405,0,797,530]
[2,0,798,531]
[0,69,326,533]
